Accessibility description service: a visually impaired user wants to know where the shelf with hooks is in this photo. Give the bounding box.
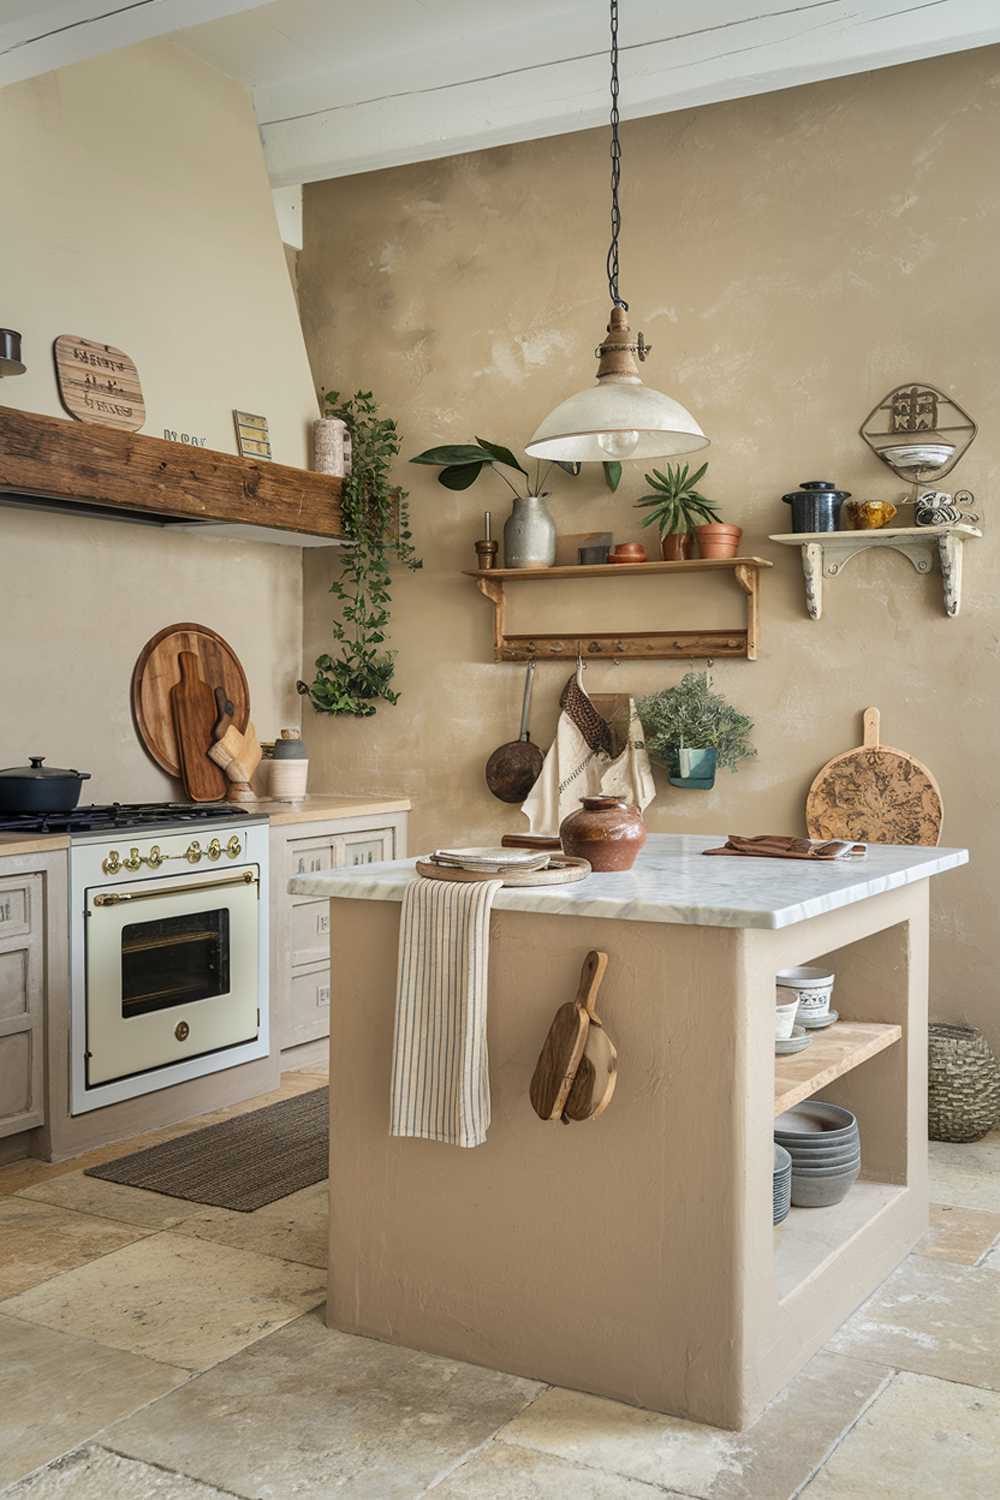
[463,556,772,662]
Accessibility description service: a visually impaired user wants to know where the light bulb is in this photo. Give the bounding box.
[597,429,640,459]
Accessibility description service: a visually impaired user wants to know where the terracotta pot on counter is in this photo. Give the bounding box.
[695,523,743,559]
[559,795,646,872]
[660,532,693,561]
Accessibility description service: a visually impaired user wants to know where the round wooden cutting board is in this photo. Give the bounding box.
[132,623,250,778]
[806,706,943,846]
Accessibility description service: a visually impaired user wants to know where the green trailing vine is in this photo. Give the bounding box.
[297,389,421,718]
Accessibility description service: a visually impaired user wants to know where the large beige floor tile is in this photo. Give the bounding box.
[826,1254,1000,1389]
[1,1231,324,1372]
[915,1203,1000,1266]
[172,1182,327,1266]
[928,1132,1000,1212]
[16,1172,198,1229]
[0,1314,186,1488]
[0,1198,152,1298]
[108,1307,540,1498]
[496,1352,889,1500]
[433,1440,687,1497]
[800,1371,1000,1498]
[6,1444,228,1499]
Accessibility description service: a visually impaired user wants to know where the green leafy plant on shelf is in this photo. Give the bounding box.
[637,671,755,770]
[634,461,720,537]
[297,389,421,718]
[410,438,625,494]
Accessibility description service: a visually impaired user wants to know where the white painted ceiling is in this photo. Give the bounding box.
[4,2,1000,184]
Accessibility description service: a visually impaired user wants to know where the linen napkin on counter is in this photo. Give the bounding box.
[389,875,502,1148]
[704,835,867,861]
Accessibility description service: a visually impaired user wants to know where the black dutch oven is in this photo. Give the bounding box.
[782,480,851,534]
[0,756,92,814]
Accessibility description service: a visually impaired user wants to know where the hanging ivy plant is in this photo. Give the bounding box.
[297,389,421,718]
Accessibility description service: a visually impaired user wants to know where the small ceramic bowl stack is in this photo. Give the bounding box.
[772,1143,792,1225]
[774,1102,860,1208]
[776,966,838,1031]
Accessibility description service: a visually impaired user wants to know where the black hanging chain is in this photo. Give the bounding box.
[605,0,628,310]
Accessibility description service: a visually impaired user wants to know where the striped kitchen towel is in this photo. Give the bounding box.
[390,874,503,1148]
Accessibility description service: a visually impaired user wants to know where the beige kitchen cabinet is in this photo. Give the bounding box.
[265,797,409,1055]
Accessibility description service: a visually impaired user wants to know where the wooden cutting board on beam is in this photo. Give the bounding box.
[170,652,227,802]
[806,706,943,846]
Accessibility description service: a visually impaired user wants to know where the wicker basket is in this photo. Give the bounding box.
[928,1023,1000,1143]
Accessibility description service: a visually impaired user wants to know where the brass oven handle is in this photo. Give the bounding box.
[92,870,257,907]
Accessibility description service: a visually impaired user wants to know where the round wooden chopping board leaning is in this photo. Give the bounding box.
[806,706,943,846]
[132,623,250,778]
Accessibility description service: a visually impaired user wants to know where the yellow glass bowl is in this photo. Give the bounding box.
[848,500,897,530]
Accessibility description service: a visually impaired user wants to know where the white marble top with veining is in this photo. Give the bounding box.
[288,834,967,930]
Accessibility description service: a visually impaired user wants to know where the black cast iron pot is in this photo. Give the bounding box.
[0,757,92,814]
[782,480,851,534]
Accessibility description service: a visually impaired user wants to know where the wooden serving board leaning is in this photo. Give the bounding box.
[806,706,943,846]
[132,623,250,779]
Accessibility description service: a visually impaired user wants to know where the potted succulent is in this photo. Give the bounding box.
[634,462,742,560]
[637,671,754,790]
[410,440,622,569]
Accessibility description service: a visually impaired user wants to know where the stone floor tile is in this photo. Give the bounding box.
[0,1197,154,1298]
[0,1314,186,1489]
[1,1231,324,1372]
[16,1171,201,1229]
[928,1132,1000,1212]
[108,1307,540,1498]
[799,1371,1000,1498]
[6,1444,229,1499]
[825,1254,1000,1389]
[495,1351,889,1500]
[915,1203,1000,1266]
[431,1440,684,1497]
[172,1181,328,1267]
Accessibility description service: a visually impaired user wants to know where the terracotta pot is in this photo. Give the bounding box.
[608,542,647,564]
[695,523,742,559]
[559,795,646,872]
[660,532,693,561]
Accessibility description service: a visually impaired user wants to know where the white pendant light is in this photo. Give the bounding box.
[525,0,708,465]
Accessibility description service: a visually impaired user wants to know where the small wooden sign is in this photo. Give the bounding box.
[53,335,145,432]
[233,410,271,461]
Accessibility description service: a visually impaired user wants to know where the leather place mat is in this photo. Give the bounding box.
[85,1087,328,1212]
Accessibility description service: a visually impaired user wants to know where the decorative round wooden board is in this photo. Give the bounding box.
[806,706,942,846]
[415,855,591,886]
[132,623,250,778]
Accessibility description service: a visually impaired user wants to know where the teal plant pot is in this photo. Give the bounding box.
[666,746,717,790]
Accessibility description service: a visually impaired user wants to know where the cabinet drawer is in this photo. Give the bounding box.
[291,899,331,966]
[0,948,29,1021]
[288,836,338,879]
[339,827,394,867]
[0,878,33,942]
[287,963,331,1047]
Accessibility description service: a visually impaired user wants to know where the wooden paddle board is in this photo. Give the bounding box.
[530,951,609,1121]
[806,706,942,846]
[132,623,250,779]
[171,651,227,802]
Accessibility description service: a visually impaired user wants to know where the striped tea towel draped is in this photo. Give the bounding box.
[390,875,503,1148]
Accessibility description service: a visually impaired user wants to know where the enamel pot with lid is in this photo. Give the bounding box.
[0,756,92,814]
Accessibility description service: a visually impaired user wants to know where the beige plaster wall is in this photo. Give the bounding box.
[0,40,318,799]
[299,46,1000,1050]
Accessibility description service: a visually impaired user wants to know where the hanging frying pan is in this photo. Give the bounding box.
[485,662,544,804]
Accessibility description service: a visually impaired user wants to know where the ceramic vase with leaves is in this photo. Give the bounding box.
[503,495,556,568]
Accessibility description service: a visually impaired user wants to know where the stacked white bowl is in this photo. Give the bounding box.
[774,1102,860,1208]
[776,966,836,1029]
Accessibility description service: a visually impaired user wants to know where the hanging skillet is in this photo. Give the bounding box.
[485,662,544,804]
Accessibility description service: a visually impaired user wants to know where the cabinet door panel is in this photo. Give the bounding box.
[290,900,331,967]
[337,828,394,867]
[286,964,331,1048]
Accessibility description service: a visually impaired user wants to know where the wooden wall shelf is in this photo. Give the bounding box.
[774,1020,902,1116]
[464,556,772,662]
[0,405,345,546]
[769,525,980,620]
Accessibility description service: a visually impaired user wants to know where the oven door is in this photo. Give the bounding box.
[85,867,259,1087]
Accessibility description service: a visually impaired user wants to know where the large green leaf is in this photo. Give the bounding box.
[474,437,528,477]
[410,444,492,466]
[437,462,484,490]
[603,461,622,492]
[555,460,582,476]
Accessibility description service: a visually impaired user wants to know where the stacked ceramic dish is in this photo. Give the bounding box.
[428,847,551,873]
[775,1102,860,1208]
[773,1143,792,1225]
[776,966,837,1031]
[879,441,954,474]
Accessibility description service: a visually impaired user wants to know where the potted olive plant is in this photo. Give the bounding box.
[637,671,755,789]
[634,462,742,560]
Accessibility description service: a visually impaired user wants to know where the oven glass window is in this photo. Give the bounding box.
[121,908,230,1018]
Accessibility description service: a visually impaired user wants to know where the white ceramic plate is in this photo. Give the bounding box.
[775,1026,812,1055]
[799,1008,839,1030]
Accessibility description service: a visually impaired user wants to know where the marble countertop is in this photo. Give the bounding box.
[288,833,968,929]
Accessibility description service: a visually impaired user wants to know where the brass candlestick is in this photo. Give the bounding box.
[475,510,498,569]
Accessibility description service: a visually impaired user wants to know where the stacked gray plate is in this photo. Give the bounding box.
[773,1143,792,1225]
[775,1102,860,1208]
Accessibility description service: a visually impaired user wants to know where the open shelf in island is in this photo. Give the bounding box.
[774,1021,902,1115]
[775,1181,906,1302]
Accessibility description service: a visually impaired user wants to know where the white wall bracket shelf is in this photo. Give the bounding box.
[769,525,981,620]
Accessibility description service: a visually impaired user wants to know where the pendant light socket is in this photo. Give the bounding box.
[595,305,647,382]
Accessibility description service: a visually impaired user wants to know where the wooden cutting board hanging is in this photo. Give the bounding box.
[806,707,943,846]
[530,950,617,1123]
[132,623,250,779]
[170,652,227,802]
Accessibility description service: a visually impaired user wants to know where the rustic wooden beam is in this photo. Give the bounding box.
[0,405,344,540]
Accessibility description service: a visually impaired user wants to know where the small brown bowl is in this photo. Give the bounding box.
[608,542,647,564]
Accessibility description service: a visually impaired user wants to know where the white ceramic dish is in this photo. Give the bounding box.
[775,1025,811,1056]
[775,1101,856,1137]
[434,847,549,867]
[799,1008,839,1030]
[775,995,801,1040]
[776,966,835,1019]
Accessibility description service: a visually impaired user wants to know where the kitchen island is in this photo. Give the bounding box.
[291,834,967,1429]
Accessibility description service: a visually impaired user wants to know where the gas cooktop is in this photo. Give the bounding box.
[0,802,266,836]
